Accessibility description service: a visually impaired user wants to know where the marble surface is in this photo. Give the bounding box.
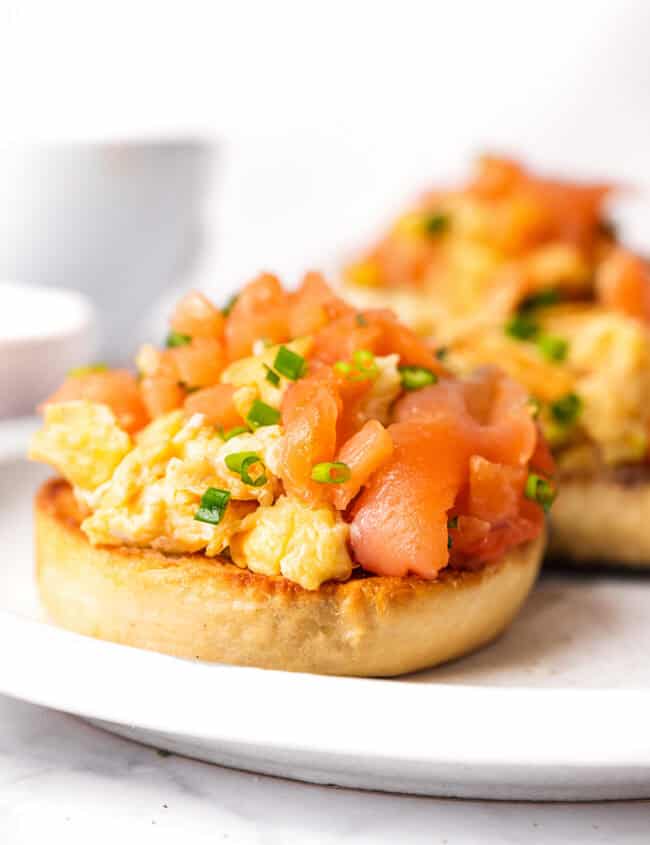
[0,695,647,843]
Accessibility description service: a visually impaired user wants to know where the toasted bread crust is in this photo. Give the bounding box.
[35,479,544,677]
[550,477,650,568]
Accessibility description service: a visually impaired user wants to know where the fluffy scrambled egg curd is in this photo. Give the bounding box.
[229,495,352,590]
[31,399,354,589]
[221,337,313,408]
[29,401,131,490]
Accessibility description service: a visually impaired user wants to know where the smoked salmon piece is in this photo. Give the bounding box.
[170,337,226,389]
[311,311,382,365]
[350,420,471,579]
[225,273,290,360]
[449,505,543,569]
[289,272,350,337]
[279,378,340,506]
[467,455,526,523]
[366,310,446,372]
[183,383,243,429]
[140,375,184,419]
[330,419,393,510]
[171,290,225,339]
[394,368,537,468]
[42,370,149,434]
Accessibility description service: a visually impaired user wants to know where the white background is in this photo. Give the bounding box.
[1,0,650,284]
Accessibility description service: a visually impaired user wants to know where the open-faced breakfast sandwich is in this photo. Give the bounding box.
[30,272,550,676]
[343,156,650,568]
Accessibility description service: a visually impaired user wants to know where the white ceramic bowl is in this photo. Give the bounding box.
[0,282,96,419]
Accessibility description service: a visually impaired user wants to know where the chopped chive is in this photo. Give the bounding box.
[505,314,539,341]
[435,346,448,361]
[550,392,582,426]
[225,451,267,486]
[194,487,231,525]
[311,461,351,484]
[273,345,306,380]
[334,350,378,381]
[448,535,453,550]
[355,313,368,327]
[447,516,458,530]
[519,288,559,312]
[246,399,281,429]
[223,425,248,441]
[67,362,108,377]
[537,333,568,362]
[422,212,450,236]
[524,474,556,512]
[334,361,352,376]
[166,330,192,348]
[399,365,438,391]
[240,454,267,487]
[221,294,238,317]
[264,364,281,387]
[353,349,375,368]
[225,451,259,473]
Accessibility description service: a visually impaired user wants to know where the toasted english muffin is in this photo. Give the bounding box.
[550,477,650,569]
[35,478,544,677]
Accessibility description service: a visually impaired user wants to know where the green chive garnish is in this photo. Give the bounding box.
[537,334,568,362]
[225,451,267,487]
[221,294,238,317]
[223,426,248,441]
[67,363,108,377]
[194,487,231,525]
[399,366,438,391]
[355,313,368,327]
[524,474,556,512]
[225,451,258,473]
[273,346,306,381]
[311,461,351,484]
[264,365,281,387]
[423,212,449,236]
[246,399,281,429]
[519,288,559,312]
[166,330,192,348]
[505,314,539,341]
[240,455,267,486]
[550,392,582,426]
[435,347,448,361]
[334,349,378,381]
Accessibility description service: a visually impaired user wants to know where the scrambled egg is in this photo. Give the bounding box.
[220,336,313,407]
[31,402,355,588]
[82,412,282,553]
[229,496,352,590]
[358,354,401,425]
[29,401,131,490]
[543,308,650,465]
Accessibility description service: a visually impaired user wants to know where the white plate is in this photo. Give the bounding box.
[2,418,650,801]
